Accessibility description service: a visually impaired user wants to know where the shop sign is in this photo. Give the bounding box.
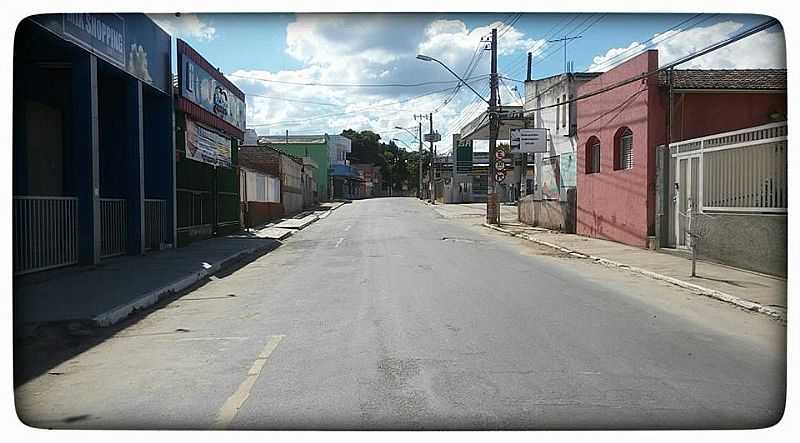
[31,14,171,93]
[185,118,232,168]
[178,41,246,132]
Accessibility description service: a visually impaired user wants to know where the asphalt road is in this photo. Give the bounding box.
[15,197,786,430]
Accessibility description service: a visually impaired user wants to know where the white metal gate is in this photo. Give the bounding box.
[670,122,787,248]
[13,196,79,275]
[100,198,127,258]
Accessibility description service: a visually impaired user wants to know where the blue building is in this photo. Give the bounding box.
[13,14,175,274]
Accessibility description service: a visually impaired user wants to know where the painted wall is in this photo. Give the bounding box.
[670,92,787,142]
[576,51,663,248]
[271,143,330,200]
[697,213,787,277]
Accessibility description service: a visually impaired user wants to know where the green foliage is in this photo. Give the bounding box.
[341,128,431,193]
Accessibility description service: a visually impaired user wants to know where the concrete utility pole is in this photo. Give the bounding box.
[429,112,435,205]
[487,28,499,224]
[418,121,423,199]
[520,51,533,200]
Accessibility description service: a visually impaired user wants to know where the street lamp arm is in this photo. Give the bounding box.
[394,126,421,142]
[417,54,490,105]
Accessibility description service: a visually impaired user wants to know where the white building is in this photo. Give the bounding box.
[327,134,351,166]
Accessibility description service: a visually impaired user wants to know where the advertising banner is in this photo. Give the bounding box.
[185,118,232,168]
[560,151,577,188]
[31,14,171,93]
[540,156,561,200]
[178,40,247,132]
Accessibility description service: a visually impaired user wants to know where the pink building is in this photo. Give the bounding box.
[576,50,787,249]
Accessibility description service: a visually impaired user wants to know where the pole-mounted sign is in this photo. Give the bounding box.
[510,128,548,153]
[423,132,442,143]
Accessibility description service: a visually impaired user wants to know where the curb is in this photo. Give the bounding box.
[92,241,280,327]
[482,223,786,322]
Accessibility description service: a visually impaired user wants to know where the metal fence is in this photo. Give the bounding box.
[144,199,169,250]
[217,191,241,227]
[100,198,127,258]
[670,121,788,213]
[177,188,212,231]
[13,196,79,275]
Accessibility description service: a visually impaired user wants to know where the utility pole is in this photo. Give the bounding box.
[548,35,582,73]
[520,51,533,200]
[413,114,426,199]
[428,112,435,205]
[487,27,499,224]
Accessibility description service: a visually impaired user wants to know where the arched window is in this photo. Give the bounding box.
[585,136,600,174]
[614,127,633,170]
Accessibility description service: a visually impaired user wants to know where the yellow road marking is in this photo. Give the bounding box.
[212,334,284,429]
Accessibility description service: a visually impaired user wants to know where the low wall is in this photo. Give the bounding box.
[245,201,283,228]
[283,191,304,216]
[518,189,576,233]
[696,212,787,277]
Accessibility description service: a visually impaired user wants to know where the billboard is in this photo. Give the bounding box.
[30,14,171,93]
[185,118,233,168]
[178,39,246,132]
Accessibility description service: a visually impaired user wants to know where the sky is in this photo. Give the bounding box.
[149,12,785,153]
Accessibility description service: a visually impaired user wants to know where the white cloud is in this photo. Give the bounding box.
[149,13,217,41]
[234,15,536,153]
[588,20,785,72]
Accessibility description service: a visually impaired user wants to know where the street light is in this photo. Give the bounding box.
[417,30,497,223]
[394,126,421,142]
[415,54,490,105]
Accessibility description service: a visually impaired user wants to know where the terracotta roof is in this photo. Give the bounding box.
[658,69,786,90]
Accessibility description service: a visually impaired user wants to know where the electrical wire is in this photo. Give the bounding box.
[522,18,780,115]
[228,72,490,88]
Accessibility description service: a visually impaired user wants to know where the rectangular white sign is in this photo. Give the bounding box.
[510,128,548,153]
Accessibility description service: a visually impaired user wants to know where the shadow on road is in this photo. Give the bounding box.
[13,245,279,387]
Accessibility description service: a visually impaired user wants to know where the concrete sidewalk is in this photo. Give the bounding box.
[484,221,787,321]
[14,201,348,332]
[14,237,280,330]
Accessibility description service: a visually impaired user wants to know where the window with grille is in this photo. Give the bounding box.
[615,128,633,170]
[585,138,600,174]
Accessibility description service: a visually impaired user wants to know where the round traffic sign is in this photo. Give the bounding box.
[495,150,506,160]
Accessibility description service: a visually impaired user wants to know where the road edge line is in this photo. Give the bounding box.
[481,223,786,322]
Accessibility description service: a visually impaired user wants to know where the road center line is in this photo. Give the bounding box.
[335,237,344,248]
[213,334,284,429]
[344,225,351,231]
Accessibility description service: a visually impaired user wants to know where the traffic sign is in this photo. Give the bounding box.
[495,160,505,171]
[510,128,547,153]
[423,132,442,142]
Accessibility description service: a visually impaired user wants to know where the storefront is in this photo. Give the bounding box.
[13,14,174,275]
[174,39,246,245]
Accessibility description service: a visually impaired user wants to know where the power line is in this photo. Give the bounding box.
[533,13,606,72]
[249,77,489,128]
[522,18,779,116]
[246,93,343,108]
[503,13,590,81]
[228,72,489,88]
[585,13,715,72]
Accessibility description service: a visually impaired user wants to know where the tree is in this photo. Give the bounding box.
[340,128,428,194]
